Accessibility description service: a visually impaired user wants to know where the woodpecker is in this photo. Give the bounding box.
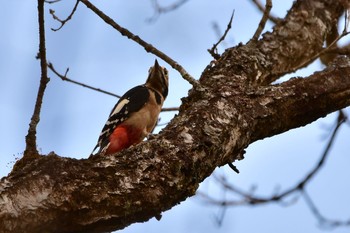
[91,60,169,156]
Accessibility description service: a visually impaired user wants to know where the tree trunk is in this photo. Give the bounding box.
[1,0,350,232]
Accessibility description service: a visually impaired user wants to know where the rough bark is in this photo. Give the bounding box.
[1,0,350,232]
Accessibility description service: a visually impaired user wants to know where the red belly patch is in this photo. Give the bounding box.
[105,124,143,155]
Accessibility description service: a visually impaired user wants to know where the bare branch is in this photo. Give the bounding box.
[255,5,349,85]
[2,1,350,232]
[198,111,348,227]
[197,190,249,206]
[49,0,79,31]
[251,0,281,24]
[211,22,229,47]
[3,52,350,232]
[301,10,350,69]
[45,0,61,3]
[343,9,350,34]
[161,107,179,112]
[148,0,189,22]
[321,10,350,65]
[255,111,345,202]
[249,0,272,43]
[47,62,121,98]
[208,11,234,60]
[325,45,350,56]
[48,62,180,112]
[302,190,350,229]
[79,0,200,89]
[23,0,50,159]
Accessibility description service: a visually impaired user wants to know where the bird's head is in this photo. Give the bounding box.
[146,59,169,99]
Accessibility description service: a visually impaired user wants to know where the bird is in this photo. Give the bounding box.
[91,59,169,156]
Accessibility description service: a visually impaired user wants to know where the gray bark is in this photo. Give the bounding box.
[1,0,350,232]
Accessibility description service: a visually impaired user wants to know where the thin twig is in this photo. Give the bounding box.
[343,9,350,34]
[24,0,50,158]
[147,0,189,22]
[48,62,180,112]
[251,0,281,24]
[47,62,121,98]
[208,11,234,59]
[197,191,248,206]
[324,45,350,56]
[161,107,179,112]
[302,190,350,229]
[218,111,346,204]
[45,0,61,3]
[273,112,346,199]
[211,22,229,48]
[198,111,348,227]
[249,0,272,43]
[79,0,200,89]
[49,0,79,31]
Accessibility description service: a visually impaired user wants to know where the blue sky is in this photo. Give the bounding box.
[1,1,350,232]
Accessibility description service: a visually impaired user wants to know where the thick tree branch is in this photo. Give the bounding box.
[250,57,350,141]
[210,0,346,85]
[1,0,350,233]
[2,56,350,233]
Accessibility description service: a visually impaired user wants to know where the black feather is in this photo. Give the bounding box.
[154,91,162,105]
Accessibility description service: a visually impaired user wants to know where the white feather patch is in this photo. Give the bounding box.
[111,99,130,116]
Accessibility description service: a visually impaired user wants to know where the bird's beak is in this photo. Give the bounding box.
[154,59,160,70]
